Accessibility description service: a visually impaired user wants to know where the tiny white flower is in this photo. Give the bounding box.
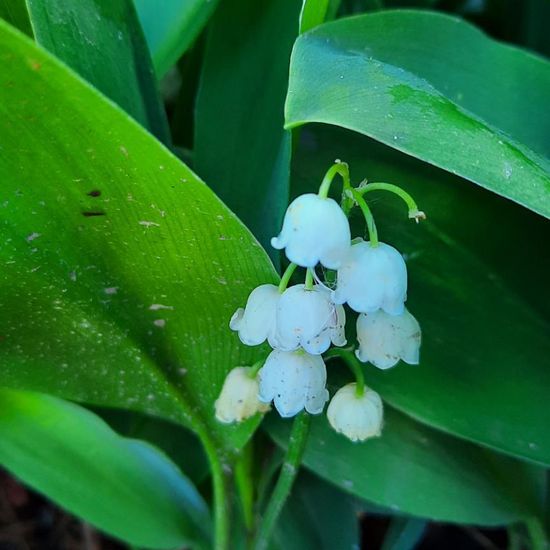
[271,193,351,269]
[215,367,270,424]
[327,383,383,442]
[275,284,346,355]
[258,350,329,418]
[356,308,421,369]
[229,284,280,347]
[332,240,407,315]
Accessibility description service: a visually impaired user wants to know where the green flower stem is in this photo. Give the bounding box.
[318,161,352,199]
[278,262,297,293]
[248,359,265,377]
[252,412,311,550]
[305,268,314,290]
[350,189,379,247]
[202,439,231,550]
[235,441,255,533]
[525,517,547,550]
[325,347,366,396]
[506,525,523,550]
[357,182,425,221]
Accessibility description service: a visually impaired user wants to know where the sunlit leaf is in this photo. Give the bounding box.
[0,20,277,453]
[286,10,550,217]
[0,388,211,549]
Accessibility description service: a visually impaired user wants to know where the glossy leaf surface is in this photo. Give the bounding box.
[0,388,210,549]
[0,20,277,452]
[286,10,550,218]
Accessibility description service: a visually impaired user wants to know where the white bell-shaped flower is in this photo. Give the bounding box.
[271,194,351,269]
[215,367,270,424]
[356,308,421,369]
[229,284,280,347]
[258,350,329,418]
[332,240,407,315]
[327,383,383,441]
[275,284,346,355]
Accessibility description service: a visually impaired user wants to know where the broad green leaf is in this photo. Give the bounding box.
[299,0,329,33]
[0,388,210,549]
[272,471,360,549]
[300,0,341,33]
[0,0,31,35]
[266,408,544,526]
[381,517,426,550]
[285,10,550,218]
[95,407,210,485]
[134,0,219,77]
[0,20,277,453]
[194,0,300,256]
[292,124,550,464]
[27,0,170,144]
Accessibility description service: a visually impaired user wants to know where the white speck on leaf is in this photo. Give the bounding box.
[149,304,173,311]
[26,232,41,242]
[154,319,166,328]
[503,162,512,179]
[139,221,160,228]
[104,287,118,295]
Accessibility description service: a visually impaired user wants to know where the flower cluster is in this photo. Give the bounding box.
[215,162,424,442]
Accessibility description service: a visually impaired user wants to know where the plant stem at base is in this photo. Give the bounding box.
[252,412,311,549]
[202,438,231,550]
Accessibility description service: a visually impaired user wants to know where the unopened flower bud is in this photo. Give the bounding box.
[215,367,270,424]
[271,194,351,269]
[327,383,383,442]
[356,308,421,369]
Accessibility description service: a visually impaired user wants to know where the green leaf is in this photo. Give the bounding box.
[381,517,426,550]
[285,10,550,218]
[27,0,170,144]
[299,0,329,33]
[272,471,361,549]
[0,388,210,549]
[0,20,277,453]
[194,0,300,256]
[266,408,544,526]
[134,0,219,77]
[95,407,210,485]
[0,0,32,35]
[292,124,550,465]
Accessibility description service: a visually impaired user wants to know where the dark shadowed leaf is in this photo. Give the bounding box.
[266,407,544,526]
[194,0,300,257]
[292,124,550,465]
[272,471,361,549]
[0,0,31,35]
[27,0,170,144]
